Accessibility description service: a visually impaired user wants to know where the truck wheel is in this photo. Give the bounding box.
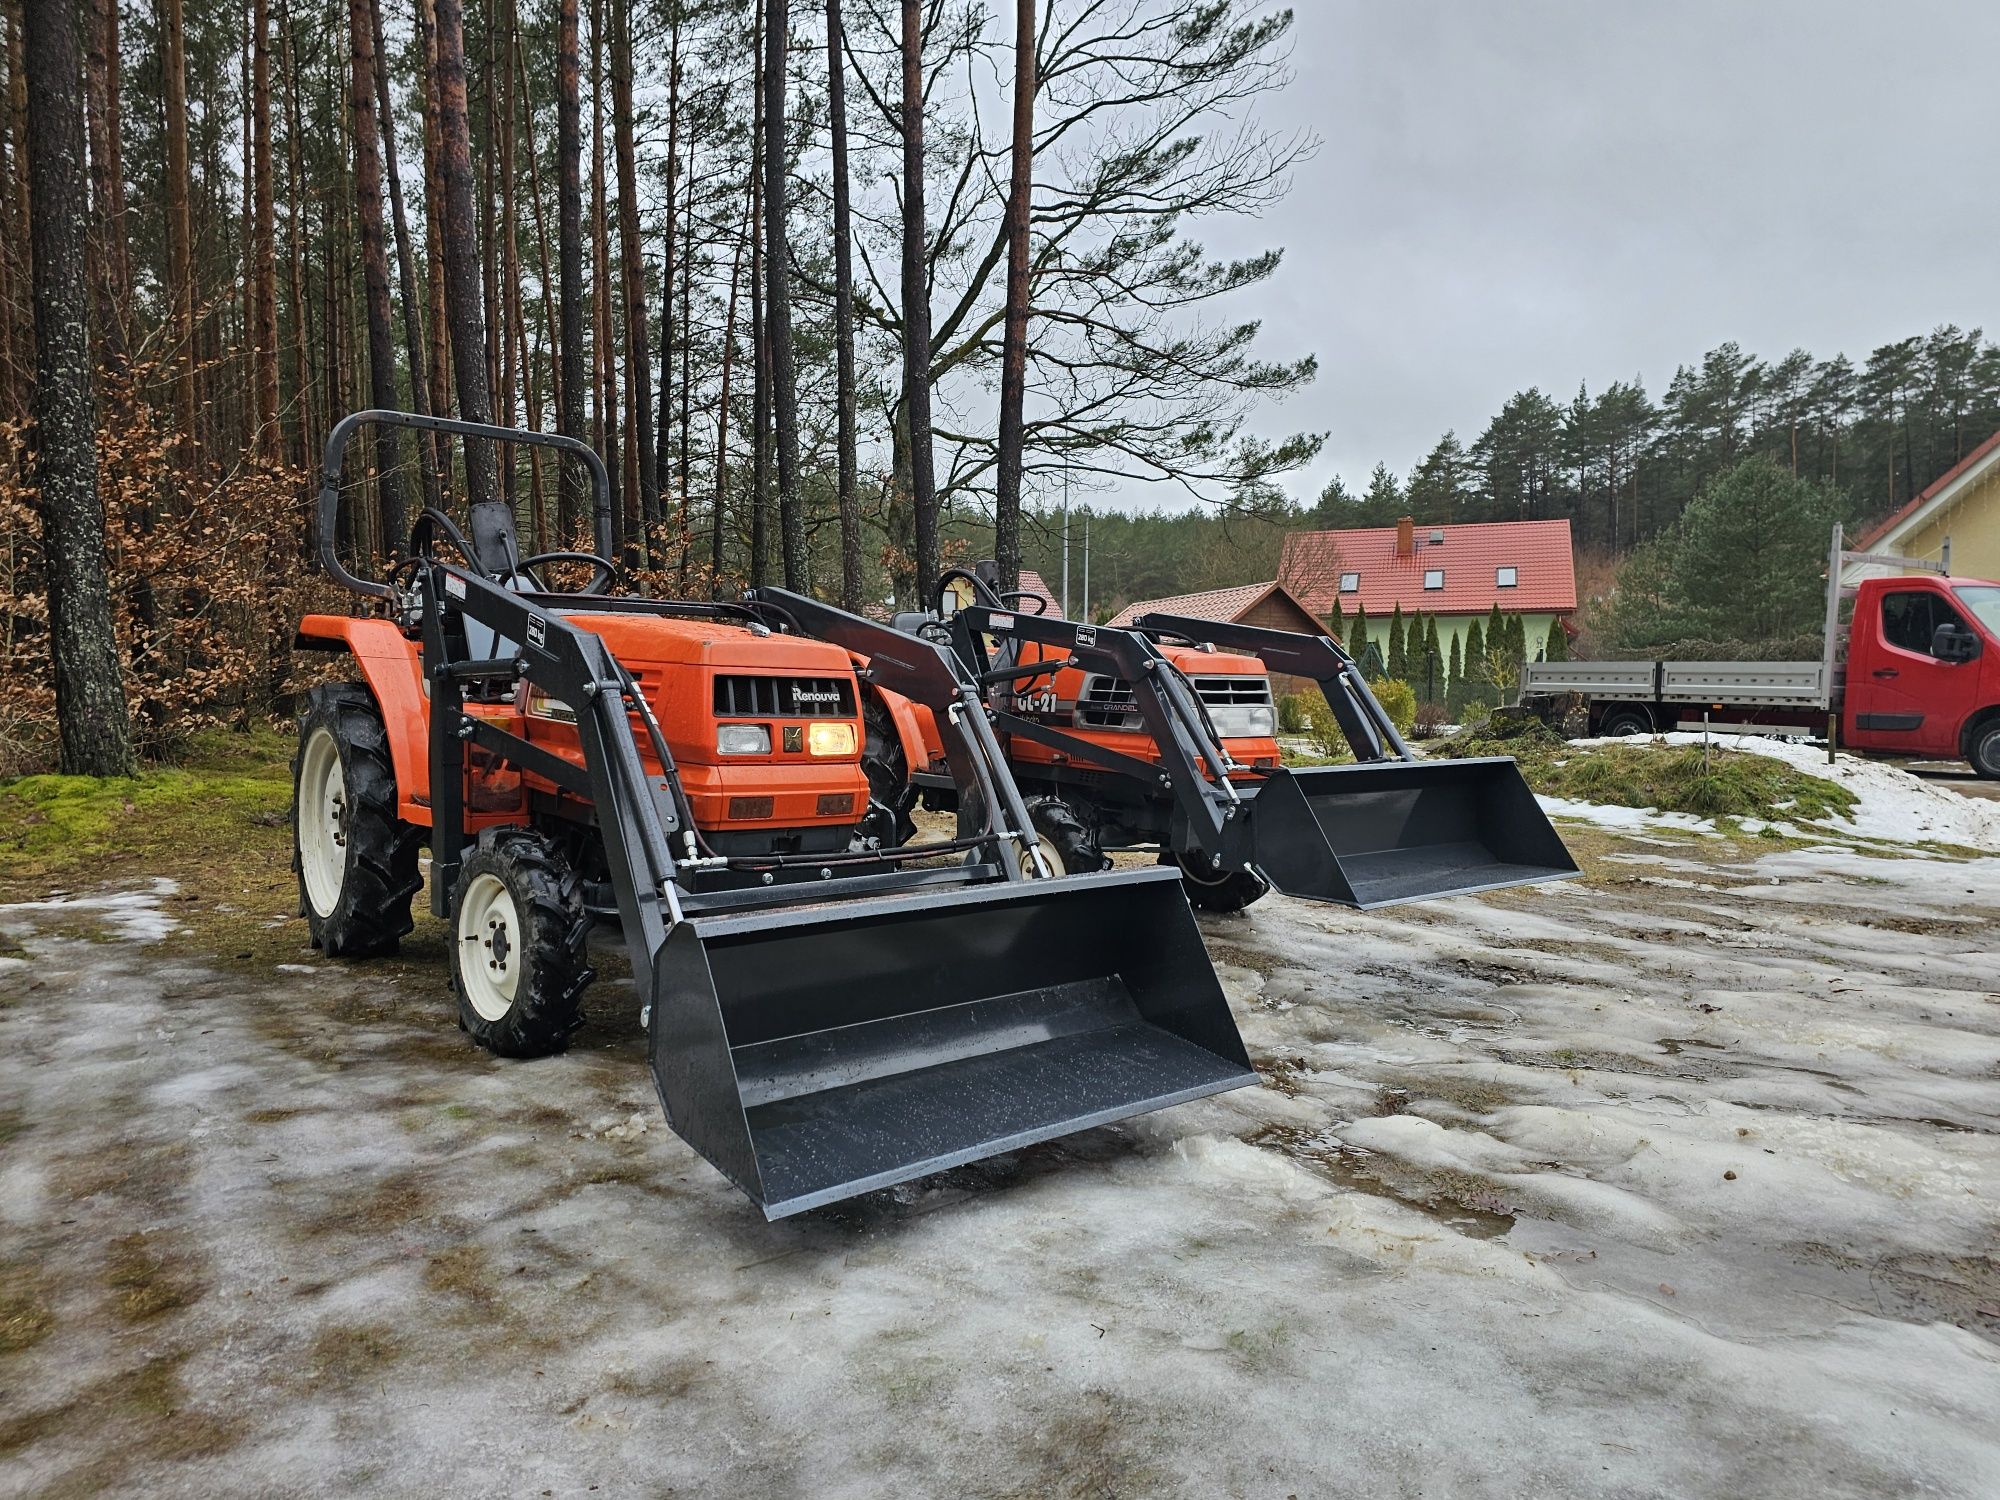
[1970,720,2000,780]
[1599,706,1654,738]
[294,683,423,956]
[451,830,594,1059]
[1165,850,1269,913]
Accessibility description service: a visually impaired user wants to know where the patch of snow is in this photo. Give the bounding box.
[0,877,181,942]
[1556,733,2000,850]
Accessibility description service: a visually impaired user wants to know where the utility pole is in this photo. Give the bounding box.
[1082,511,1089,623]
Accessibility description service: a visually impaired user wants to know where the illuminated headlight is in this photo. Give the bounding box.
[807,721,857,757]
[716,723,771,755]
[1207,704,1276,739]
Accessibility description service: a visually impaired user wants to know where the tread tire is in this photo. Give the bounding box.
[861,696,918,846]
[1025,796,1106,876]
[1970,719,2000,780]
[293,683,423,956]
[450,829,594,1059]
[1599,706,1655,738]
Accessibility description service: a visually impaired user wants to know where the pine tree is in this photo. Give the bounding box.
[1422,615,1444,701]
[1507,615,1528,670]
[1486,601,1505,652]
[1326,596,1343,638]
[1346,602,1370,674]
[1386,602,1407,680]
[1542,619,1568,663]
[1463,617,1489,702]
[1447,629,1464,709]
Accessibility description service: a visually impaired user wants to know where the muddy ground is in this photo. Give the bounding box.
[1,822,1997,1498]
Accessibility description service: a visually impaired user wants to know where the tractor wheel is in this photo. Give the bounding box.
[294,683,423,956]
[1969,719,2000,780]
[450,830,594,1059]
[859,697,918,846]
[954,790,1102,877]
[1165,849,1269,914]
[1598,706,1655,738]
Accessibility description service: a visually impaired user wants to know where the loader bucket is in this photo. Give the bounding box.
[648,866,1256,1219]
[1247,757,1578,909]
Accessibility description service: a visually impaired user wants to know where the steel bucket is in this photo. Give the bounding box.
[1247,757,1578,909]
[648,866,1256,1218]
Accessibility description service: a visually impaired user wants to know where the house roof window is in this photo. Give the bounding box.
[1423,569,1444,590]
[1338,572,1359,593]
[1496,565,1518,588]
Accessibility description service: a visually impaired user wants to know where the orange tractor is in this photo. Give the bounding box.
[837,565,1577,913]
[293,413,1255,1219]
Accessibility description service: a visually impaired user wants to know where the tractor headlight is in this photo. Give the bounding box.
[1207,703,1276,739]
[807,721,857,757]
[716,723,772,755]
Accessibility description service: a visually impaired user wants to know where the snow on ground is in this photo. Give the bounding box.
[2,842,1999,1498]
[1546,732,2000,850]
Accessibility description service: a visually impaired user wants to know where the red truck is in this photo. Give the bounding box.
[1523,528,2000,777]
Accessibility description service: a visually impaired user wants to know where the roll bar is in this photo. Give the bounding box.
[317,410,615,599]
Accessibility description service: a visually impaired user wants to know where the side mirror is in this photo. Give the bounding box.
[1932,623,1981,663]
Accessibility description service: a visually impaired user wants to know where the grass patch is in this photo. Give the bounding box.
[104,1232,206,1324]
[1443,720,1858,827]
[0,1261,53,1353]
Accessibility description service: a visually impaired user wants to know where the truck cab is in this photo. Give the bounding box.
[1841,574,2000,768]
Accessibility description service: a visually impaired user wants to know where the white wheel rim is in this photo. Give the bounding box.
[457,872,523,1022]
[298,726,349,917]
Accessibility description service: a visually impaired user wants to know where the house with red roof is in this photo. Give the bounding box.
[1106,581,1325,692]
[1279,516,1577,675]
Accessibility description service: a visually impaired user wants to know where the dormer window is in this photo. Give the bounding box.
[1423,569,1444,590]
[1339,572,1359,593]
[1496,566,1518,588]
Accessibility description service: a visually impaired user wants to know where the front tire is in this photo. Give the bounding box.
[1969,719,2000,780]
[1165,849,1269,913]
[451,830,594,1059]
[293,684,423,956]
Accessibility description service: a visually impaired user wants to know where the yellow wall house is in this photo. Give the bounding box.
[1854,429,2000,582]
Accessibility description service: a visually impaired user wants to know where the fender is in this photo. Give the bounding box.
[871,682,942,775]
[296,615,433,822]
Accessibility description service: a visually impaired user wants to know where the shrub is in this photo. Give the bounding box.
[1372,678,1417,736]
[1277,692,1309,735]
[1411,700,1450,738]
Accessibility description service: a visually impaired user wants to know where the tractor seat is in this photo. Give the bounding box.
[891,611,935,636]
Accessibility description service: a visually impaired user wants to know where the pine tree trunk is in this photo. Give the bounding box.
[655,20,677,521]
[826,0,860,610]
[899,0,937,594]
[764,0,803,589]
[555,0,585,543]
[748,0,768,586]
[373,0,436,512]
[83,0,129,369]
[589,0,619,554]
[498,0,521,517]
[514,38,555,550]
[161,0,199,469]
[0,0,23,424]
[417,0,451,479]
[711,192,749,589]
[278,0,313,474]
[993,0,1035,592]
[610,0,657,552]
[248,0,278,460]
[434,0,496,498]
[24,0,134,774]
[349,0,406,551]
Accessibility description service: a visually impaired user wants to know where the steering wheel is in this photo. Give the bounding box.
[937,566,1051,617]
[521,551,622,596]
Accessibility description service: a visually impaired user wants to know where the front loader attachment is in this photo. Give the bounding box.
[648,866,1255,1219]
[1248,756,1578,910]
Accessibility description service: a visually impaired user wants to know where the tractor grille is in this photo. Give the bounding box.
[712,674,856,718]
[1075,673,1272,732]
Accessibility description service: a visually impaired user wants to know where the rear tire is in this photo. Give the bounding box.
[1598,706,1655,738]
[1165,849,1268,913]
[1969,719,2000,780]
[451,830,594,1059]
[955,791,1103,878]
[859,698,918,846]
[293,684,423,956]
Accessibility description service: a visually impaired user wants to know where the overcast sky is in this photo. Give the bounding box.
[1201,0,2000,508]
